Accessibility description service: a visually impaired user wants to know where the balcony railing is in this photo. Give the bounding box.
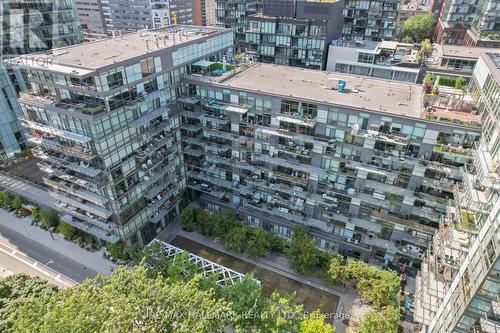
[21,118,92,144]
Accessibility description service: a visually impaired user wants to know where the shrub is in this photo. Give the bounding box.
[56,222,76,240]
[107,241,129,261]
[11,196,23,211]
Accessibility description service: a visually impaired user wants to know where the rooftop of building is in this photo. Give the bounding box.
[434,44,494,60]
[400,0,432,12]
[14,25,229,76]
[219,63,422,118]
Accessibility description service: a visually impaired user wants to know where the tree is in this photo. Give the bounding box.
[0,190,12,209]
[11,265,233,333]
[11,196,23,211]
[247,228,271,258]
[222,275,266,331]
[345,260,400,308]
[300,310,335,333]
[257,291,303,333]
[400,13,435,42]
[180,208,197,231]
[222,225,247,252]
[328,256,347,285]
[356,305,400,333]
[415,39,433,65]
[107,241,129,260]
[287,229,319,275]
[56,222,76,240]
[423,72,434,94]
[39,209,59,229]
[211,210,241,238]
[0,274,57,333]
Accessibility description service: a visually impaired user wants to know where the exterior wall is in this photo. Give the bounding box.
[244,1,343,70]
[0,0,82,160]
[326,45,420,83]
[103,0,193,32]
[75,0,107,35]
[193,0,216,26]
[17,28,233,246]
[179,72,481,275]
[414,53,500,333]
[342,0,400,41]
[216,0,262,53]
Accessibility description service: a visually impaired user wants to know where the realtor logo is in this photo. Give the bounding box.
[0,0,58,58]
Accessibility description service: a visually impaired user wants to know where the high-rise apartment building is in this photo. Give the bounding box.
[80,0,194,34]
[342,0,400,41]
[193,0,217,26]
[215,0,262,52]
[179,63,482,274]
[75,0,108,35]
[244,0,344,70]
[0,0,82,160]
[14,26,233,246]
[434,0,500,47]
[414,52,500,333]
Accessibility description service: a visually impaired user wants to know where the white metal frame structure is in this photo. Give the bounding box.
[148,239,248,285]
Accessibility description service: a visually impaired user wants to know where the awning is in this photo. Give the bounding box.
[192,60,215,69]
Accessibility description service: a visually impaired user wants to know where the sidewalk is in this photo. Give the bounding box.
[0,209,116,277]
[0,171,53,209]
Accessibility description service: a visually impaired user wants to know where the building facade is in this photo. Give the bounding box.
[0,0,82,160]
[179,63,481,275]
[193,0,217,26]
[414,52,500,333]
[434,0,500,47]
[326,40,421,83]
[244,0,344,70]
[342,0,400,41]
[215,0,263,52]
[75,0,108,35]
[326,41,495,83]
[15,26,233,246]
[97,0,194,33]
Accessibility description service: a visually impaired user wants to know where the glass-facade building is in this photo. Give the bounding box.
[0,0,82,160]
[215,0,262,52]
[414,52,500,333]
[15,26,233,246]
[179,63,482,275]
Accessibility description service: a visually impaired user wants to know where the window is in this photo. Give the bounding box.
[107,72,123,89]
[140,58,156,77]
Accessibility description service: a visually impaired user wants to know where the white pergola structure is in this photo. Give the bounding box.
[148,239,248,285]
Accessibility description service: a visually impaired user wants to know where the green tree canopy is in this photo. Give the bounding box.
[356,305,400,333]
[11,266,233,333]
[0,274,57,333]
[400,13,435,42]
[300,310,335,333]
[287,229,319,275]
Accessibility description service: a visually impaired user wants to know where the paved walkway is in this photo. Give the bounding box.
[0,209,116,280]
[0,171,53,209]
[157,218,370,333]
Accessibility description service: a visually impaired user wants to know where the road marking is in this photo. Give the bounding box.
[0,240,77,287]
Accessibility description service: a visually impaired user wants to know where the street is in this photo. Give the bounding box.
[0,225,99,283]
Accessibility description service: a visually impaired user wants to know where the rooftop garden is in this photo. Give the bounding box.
[433,144,470,156]
[460,209,478,233]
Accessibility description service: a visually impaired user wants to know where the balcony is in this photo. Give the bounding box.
[19,90,105,117]
[60,214,119,243]
[136,134,174,158]
[56,203,114,232]
[35,149,101,178]
[27,134,95,161]
[433,144,471,158]
[130,106,169,128]
[43,177,108,206]
[49,191,112,220]
[145,171,180,200]
[135,120,171,144]
[39,163,105,192]
[21,118,92,144]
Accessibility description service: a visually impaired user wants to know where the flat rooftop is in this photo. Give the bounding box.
[435,44,493,60]
[15,26,229,75]
[221,63,422,118]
